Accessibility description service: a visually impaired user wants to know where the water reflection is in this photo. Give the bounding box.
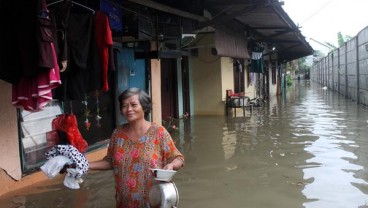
[1,81,368,208]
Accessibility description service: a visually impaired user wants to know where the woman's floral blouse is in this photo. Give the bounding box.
[104,123,184,208]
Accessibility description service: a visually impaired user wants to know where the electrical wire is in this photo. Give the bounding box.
[300,0,334,25]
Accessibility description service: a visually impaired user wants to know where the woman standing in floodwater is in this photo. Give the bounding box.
[89,87,184,207]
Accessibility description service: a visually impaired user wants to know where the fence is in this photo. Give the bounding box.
[311,26,368,106]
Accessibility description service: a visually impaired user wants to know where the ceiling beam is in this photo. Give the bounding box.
[127,0,207,21]
[250,26,294,30]
[198,4,260,29]
[198,1,284,29]
[255,39,301,43]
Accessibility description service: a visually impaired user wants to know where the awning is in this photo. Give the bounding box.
[203,0,314,62]
[214,25,250,59]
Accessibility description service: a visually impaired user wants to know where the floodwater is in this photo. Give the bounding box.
[1,80,368,208]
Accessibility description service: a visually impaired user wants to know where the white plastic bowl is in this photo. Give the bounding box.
[150,168,177,182]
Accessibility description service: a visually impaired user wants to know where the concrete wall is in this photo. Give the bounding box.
[358,28,368,105]
[311,26,368,106]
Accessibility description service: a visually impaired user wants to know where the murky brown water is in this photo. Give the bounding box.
[1,81,368,208]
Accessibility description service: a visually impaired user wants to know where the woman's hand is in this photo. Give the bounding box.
[163,158,184,171]
[163,163,174,170]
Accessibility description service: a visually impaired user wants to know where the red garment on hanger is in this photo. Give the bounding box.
[52,114,88,153]
[94,11,113,92]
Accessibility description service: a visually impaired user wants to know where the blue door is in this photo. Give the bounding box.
[114,45,146,124]
[121,48,146,90]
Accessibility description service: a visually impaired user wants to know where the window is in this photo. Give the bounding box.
[19,101,63,171]
[19,89,116,173]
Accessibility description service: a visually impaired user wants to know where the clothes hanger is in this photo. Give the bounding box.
[47,0,95,14]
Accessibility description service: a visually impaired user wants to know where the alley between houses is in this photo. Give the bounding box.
[1,80,368,208]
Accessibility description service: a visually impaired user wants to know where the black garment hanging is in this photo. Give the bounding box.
[50,0,102,101]
[0,0,54,84]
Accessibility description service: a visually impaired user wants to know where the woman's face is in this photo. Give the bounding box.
[121,94,145,122]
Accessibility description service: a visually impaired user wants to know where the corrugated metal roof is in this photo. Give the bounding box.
[201,0,314,62]
[124,0,314,62]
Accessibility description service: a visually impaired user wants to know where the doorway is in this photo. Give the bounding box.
[181,56,190,115]
[161,58,178,121]
[233,59,245,93]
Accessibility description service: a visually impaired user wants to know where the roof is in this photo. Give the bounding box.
[201,0,314,62]
[124,0,314,62]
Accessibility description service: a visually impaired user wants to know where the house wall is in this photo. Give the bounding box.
[0,80,22,185]
[192,34,224,115]
[0,80,22,197]
[191,33,255,115]
[221,57,234,100]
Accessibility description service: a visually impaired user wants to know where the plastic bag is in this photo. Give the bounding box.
[40,155,72,179]
[63,168,84,189]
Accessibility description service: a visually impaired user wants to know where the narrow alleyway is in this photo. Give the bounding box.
[1,80,368,208]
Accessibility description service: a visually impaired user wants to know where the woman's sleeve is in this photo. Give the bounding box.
[103,128,118,164]
[159,126,185,166]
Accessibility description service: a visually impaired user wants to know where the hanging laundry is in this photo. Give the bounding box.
[12,43,61,111]
[49,0,72,73]
[250,44,265,73]
[52,114,88,153]
[50,2,103,101]
[94,11,113,92]
[0,0,55,84]
[10,0,62,111]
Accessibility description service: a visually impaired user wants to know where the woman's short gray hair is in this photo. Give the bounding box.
[118,87,152,118]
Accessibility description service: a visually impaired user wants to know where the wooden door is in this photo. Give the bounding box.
[161,59,178,121]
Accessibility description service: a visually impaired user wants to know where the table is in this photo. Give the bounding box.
[226,96,252,116]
